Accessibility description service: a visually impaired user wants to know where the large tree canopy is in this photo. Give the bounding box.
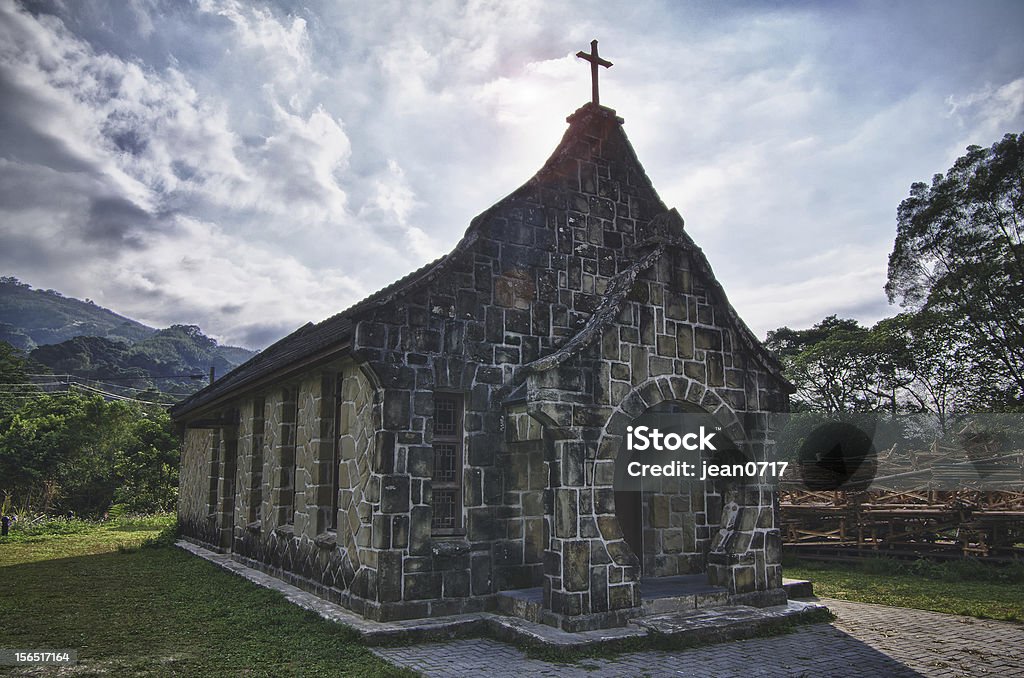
[766,316,877,412]
[886,132,1024,401]
[767,312,997,419]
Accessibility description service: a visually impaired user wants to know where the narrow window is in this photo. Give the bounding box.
[330,377,342,530]
[279,388,298,525]
[208,429,221,515]
[432,393,463,532]
[248,396,265,523]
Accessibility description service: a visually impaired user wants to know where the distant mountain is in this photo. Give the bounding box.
[0,276,154,350]
[0,277,256,398]
[28,326,252,396]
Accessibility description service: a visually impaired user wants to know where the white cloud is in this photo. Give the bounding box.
[1,0,1023,349]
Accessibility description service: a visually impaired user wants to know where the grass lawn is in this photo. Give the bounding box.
[0,517,413,677]
[786,556,1024,622]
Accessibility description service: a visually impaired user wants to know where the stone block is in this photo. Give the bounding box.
[443,569,471,598]
[595,488,615,514]
[406,446,432,478]
[471,554,492,595]
[372,515,391,549]
[695,328,722,351]
[555,489,578,538]
[650,495,671,528]
[580,516,598,538]
[380,475,410,514]
[409,506,432,555]
[392,515,409,549]
[708,353,725,387]
[404,572,442,601]
[765,529,782,563]
[378,551,403,603]
[733,565,755,593]
[608,583,636,610]
[563,540,591,592]
[663,529,683,553]
[597,515,623,540]
[590,565,609,612]
[382,391,410,429]
[656,334,676,357]
[684,361,706,382]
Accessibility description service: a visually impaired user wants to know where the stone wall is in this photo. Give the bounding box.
[637,477,709,577]
[178,427,215,543]
[178,359,387,614]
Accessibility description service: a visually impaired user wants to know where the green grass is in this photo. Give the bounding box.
[0,518,414,676]
[786,556,1024,622]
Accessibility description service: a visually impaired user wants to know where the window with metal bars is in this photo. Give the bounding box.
[431,393,463,533]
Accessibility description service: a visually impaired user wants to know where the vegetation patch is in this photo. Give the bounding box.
[786,556,1024,622]
[0,519,414,676]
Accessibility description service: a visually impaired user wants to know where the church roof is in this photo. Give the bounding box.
[171,102,788,420]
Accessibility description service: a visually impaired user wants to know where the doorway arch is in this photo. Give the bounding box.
[596,376,749,582]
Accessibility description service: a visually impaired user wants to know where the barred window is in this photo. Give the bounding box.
[432,489,458,531]
[431,393,463,533]
[433,443,458,482]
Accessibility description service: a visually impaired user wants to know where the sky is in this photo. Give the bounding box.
[0,0,1022,350]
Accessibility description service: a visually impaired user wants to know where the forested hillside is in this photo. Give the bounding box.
[27,326,251,397]
[0,277,154,349]
[0,277,255,396]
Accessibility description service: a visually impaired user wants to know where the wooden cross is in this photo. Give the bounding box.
[576,39,612,105]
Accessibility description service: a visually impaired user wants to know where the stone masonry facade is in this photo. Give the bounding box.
[174,102,792,631]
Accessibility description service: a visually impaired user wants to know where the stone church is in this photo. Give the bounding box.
[173,56,793,631]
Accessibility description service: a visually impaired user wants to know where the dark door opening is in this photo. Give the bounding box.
[614,489,643,575]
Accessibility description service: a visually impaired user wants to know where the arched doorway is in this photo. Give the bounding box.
[613,400,729,578]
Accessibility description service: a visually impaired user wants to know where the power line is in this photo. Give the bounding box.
[26,373,205,381]
[70,383,176,406]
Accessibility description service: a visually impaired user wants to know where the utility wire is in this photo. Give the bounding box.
[70,383,176,406]
[26,373,205,381]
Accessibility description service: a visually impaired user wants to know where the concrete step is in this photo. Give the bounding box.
[640,574,730,615]
[630,600,830,644]
[640,588,731,614]
[497,575,737,624]
[782,578,814,598]
[496,587,544,623]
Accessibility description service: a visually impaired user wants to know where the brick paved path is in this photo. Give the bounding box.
[372,598,1024,677]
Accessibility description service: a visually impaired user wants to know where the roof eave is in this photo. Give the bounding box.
[171,339,353,421]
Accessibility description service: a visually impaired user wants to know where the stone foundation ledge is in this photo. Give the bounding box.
[177,540,830,651]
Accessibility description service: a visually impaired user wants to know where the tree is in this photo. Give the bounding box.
[886,132,1024,405]
[0,341,28,385]
[0,392,179,515]
[870,311,988,429]
[766,316,878,412]
[768,311,999,419]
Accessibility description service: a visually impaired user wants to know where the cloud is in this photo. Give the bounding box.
[1,0,1023,349]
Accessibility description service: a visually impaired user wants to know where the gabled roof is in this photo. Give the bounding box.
[171,102,790,419]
